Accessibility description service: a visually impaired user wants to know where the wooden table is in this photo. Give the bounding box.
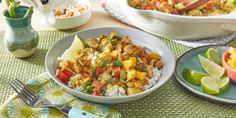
[0,0,131,31]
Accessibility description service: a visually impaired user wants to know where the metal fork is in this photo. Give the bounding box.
[10,79,100,118]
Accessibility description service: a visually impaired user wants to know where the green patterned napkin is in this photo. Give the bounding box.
[0,72,122,118]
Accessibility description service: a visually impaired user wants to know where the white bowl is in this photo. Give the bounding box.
[49,0,91,29]
[119,0,236,40]
[45,27,175,103]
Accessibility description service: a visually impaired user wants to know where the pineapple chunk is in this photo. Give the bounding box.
[129,57,137,67]
[127,70,136,81]
[127,88,143,95]
[227,59,236,69]
[135,71,147,80]
[149,53,161,61]
[229,47,236,55]
[231,58,236,68]
[122,58,136,70]
[111,50,118,58]
[230,54,236,59]
[122,60,133,70]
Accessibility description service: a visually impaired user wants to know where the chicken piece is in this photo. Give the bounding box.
[120,69,127,80]
[134,80,143,89]
[122,52,130,60]
[116,43,123,52]
[147,65,153,78]
[74,59,83,73]
[87,37,99,49]
[155,61,163,69]
[150,59,156,66]
[188,9,203,16]
[127,81,135,88]
[128,0,142,7]
[99,39,113,51]
[118,52,123,61]
[141,58,148,65]
[122,36,131,44]
[127,87,143,95]
[124,45,134,54]
[96,50,112,66]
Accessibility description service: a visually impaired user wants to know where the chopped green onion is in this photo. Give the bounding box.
[101,60,109,67]
[109,32,118,40]
[91,67,96,77]
[107,78,115,84]
[110,38,117,45]
[86,81,92,86]
[114,60,122,67]
[141,66,147,72]
[101,90,106,96]
[85,85,94,94]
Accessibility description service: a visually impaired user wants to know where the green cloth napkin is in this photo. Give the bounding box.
[0,72,122,118]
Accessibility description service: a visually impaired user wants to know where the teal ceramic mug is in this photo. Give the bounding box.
[3,6,38,58]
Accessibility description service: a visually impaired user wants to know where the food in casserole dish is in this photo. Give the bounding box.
[56,32,163,96]
[128,0,236,16]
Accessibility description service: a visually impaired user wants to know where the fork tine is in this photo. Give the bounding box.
[10,82,30,104]
[14,81,35,101]
[15,79,38,96]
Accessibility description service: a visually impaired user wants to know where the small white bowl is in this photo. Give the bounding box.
[45,27,175,103]
[49,0,91,29]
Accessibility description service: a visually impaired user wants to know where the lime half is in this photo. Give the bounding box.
[205,48,221,65]
[182,68,207,85]
[201,76,230,95]
[198,55,225,77]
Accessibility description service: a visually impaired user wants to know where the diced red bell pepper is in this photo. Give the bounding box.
[96,67,103,76]
[162,2,169,7]
[155,1,160,7]
[58,69,70,84]
[113,67,121,73]
[92,80,104,91]
[91,89,100,96]
[171,9,179,15]
[158,7,164,12]
[113,72,120,79]
[61,68,73,77]
[146,6,152,10]
[172,0,175,7]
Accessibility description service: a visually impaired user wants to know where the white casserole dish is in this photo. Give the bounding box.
[119,0,236,40]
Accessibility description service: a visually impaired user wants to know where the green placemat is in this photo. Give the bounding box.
[0,31,236,118]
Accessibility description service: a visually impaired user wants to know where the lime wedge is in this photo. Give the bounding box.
[68,35,86,51]
[198,55,225,77]
[205,48,221,65]
[60,35,86,61]
[182,68,207,85]
[201,76,230,95]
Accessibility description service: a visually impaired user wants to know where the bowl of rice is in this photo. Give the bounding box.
[45,27,175,103]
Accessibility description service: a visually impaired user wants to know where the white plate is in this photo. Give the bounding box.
[45,27,175,103]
